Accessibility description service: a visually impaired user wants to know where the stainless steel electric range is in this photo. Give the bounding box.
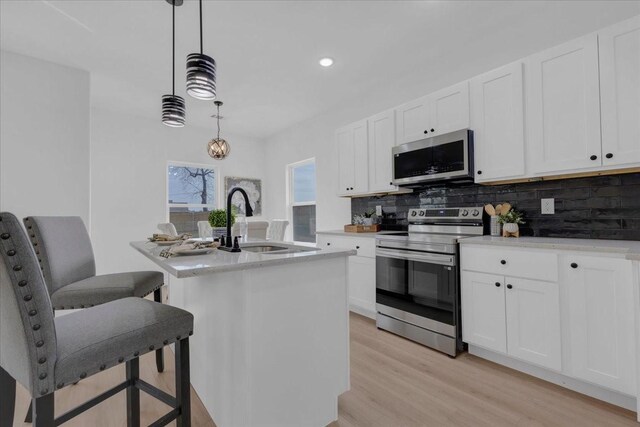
[375,207,485,357]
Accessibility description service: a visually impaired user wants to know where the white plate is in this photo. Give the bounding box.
[174,248,213,256]
[152,240,182,246]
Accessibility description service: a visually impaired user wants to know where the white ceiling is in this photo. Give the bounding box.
[1,1,639,139]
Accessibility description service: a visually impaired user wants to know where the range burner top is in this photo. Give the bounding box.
[376,207,486,254]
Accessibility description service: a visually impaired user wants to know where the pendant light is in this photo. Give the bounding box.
[208,101,230,159]
[162,0,185,127]
[186,0,216,100]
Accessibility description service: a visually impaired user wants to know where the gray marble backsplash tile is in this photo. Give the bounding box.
[351,173,640,240]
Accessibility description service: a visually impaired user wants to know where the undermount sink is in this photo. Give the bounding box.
[241,243,319,254]
[243,245,289,253]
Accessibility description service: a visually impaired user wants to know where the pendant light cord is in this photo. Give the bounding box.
[172,1,175,95]
[199,0,203,54]
[216,103,221,140]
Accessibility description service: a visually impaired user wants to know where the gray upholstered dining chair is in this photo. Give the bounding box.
[22,216,166,373]
[0,212,194,427]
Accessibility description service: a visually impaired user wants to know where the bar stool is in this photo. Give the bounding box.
[0,212,194,427]
[23,216,166,373]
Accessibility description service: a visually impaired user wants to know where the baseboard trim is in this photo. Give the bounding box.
[469,345,636,412]
[349,298,376,319]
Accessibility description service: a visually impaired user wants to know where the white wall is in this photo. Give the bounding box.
[90,107,266,274]
[0,51,90,225]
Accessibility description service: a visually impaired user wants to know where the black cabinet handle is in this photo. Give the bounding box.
[327,243,331,246]
[477,170,482,175]
[345,187,348,191]
[430,128,435,132]
[590,155,598,161]
[495,282,501,287]
[350,187,354,190]
[570,262,578,269]
[606,153,613,159]
[507,284,513,289]
[500,259,506,265]
[356,246,360,249]
[424,130,428,134]
[389,181,393,185]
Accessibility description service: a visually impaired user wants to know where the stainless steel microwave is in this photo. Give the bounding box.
[392,129,474,186]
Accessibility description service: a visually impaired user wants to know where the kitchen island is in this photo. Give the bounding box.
[131,241,355,427]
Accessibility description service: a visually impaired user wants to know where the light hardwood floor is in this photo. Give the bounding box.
[13,313,637,426]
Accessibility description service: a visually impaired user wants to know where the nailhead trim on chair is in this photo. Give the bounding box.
[0,214,56,396]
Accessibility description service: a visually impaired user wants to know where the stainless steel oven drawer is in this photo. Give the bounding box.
[376,313,457,357]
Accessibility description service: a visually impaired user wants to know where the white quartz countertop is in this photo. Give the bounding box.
[316,230,400,239]
[130,240,356,278]
[459,235,640,260]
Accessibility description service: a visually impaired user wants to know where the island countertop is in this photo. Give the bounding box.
[130,240,356,278]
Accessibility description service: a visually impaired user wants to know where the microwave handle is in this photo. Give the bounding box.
[376,248,455,266]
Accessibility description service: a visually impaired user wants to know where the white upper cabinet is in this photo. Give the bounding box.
[336,120,368,196]
[429,81,470,137]
[471,62,526,182]
[527,33,602,175]
[563,255,636,395]
[367,109,397,193]
[395,82,470,145]
[599,15,640,167]
[394,95,431,145]
[505,277,561,371]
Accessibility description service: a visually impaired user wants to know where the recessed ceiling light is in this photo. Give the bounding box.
[319,57,334,67]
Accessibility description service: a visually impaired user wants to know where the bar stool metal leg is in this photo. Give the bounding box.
[154,288,165,373]
[175,338,191,427]
[32,394,54,427]
[0,367,16,427]
[126,358,140,427]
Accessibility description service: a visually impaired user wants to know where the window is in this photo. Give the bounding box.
[287,159,316,243]
[167,163,217,235]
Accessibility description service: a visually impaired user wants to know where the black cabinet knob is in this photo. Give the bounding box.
[606,153,613,159]
[389,181,393,185]
[500,259,506,265]
[424,130,428,134]
[590,155,598,161]
[326,242,331,246]
[507,284,513,289]
[430,128,435,132]
[345,187,348,191]
[495,282,501,287]
[356,246,360,249]
[477,170,482,175]
[570,262,578,269]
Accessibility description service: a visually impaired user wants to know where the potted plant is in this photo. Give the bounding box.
[208,209,236,238]
[362,210,376,226]
[497,208,525,237]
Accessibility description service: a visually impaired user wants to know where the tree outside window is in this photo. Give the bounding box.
[168,164,217,235]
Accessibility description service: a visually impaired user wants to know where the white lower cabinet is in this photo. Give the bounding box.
[462,243,638,403]
[461,271,507,353]
[461,269,561,371]
[316,233,376,317]
[505,277,561,371]
[563,255,636,395]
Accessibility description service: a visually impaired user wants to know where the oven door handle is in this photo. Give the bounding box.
[376,248,455,266]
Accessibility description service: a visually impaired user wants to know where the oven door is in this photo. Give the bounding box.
[376,247,457,334]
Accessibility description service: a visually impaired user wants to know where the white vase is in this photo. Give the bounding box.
[503,223,519,235]
[211,227,227,239]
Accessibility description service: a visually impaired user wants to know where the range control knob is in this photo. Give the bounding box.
[471,209,480,217]
[419,210,425,216]
[410,211,417,217]
[461,209,469,216]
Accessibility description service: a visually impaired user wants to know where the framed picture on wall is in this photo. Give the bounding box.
[224,176,262,216]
